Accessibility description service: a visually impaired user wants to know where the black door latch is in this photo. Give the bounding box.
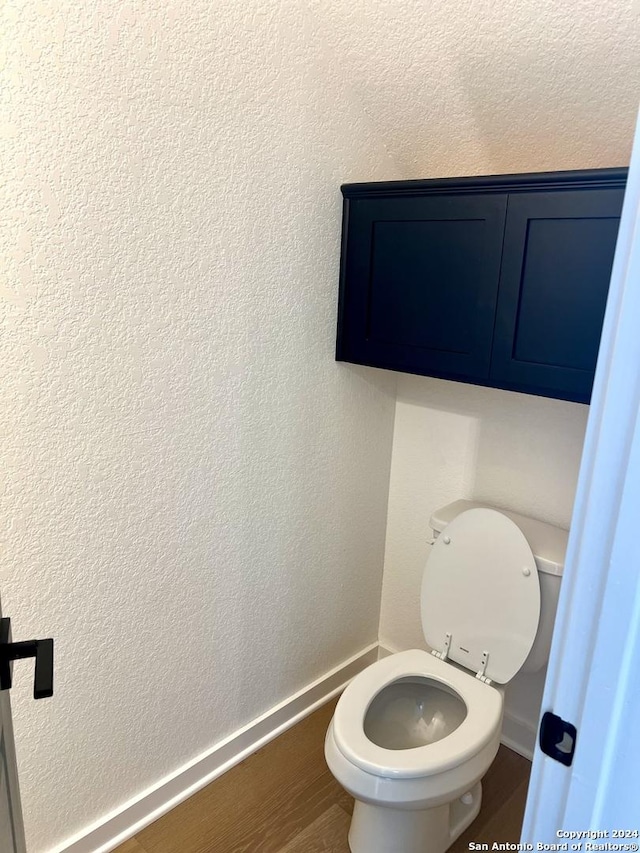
[539,710,577,766]
[0,617,54,699]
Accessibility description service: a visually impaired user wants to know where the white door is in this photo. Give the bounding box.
[0,594,54,853]
[522,106,640,838]
[0,596,27,853]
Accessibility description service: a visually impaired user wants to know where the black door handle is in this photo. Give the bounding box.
[0,617,54,699]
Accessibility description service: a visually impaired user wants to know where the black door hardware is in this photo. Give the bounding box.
[0,617,54,699]
[539,710,577,766]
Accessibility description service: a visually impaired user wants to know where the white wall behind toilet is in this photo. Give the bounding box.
[379,377,590,754]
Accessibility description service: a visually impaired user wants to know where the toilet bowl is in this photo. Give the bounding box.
[325,501,567,853]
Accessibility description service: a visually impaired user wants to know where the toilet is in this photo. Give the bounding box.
[325,500,567,853]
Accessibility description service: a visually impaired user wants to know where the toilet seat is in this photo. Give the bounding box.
[422,508,540,684]
[332,649,503,780]
[331,509,538,782]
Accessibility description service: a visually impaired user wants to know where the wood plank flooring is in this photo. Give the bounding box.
[114,697,531,853]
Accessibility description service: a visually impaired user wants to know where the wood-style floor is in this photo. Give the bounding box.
[114,697,531,853]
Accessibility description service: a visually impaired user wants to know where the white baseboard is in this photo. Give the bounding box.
[378,644,535,761]
[377,641,399,659]
[500,710,536,760]
[51,642,379,853]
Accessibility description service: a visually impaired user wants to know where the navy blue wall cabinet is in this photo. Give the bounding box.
[336,169,627,404]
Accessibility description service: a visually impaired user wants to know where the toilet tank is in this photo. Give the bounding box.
[429,500,568,674]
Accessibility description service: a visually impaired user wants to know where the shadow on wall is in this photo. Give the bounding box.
[451,34,640,176]
[382,9,639,179]
[220,360,398,718]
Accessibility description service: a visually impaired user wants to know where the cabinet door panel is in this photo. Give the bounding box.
[491,189,624,402]
[337,194,508,380]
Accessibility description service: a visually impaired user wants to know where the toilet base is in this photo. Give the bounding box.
[347,781,482,853]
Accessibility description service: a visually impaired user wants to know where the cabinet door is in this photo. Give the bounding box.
[491,189,624,403]
[337,193,508,381]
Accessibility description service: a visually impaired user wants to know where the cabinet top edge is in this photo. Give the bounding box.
[341,167,628,198]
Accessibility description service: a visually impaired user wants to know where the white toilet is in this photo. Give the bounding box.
[325,500,567,853]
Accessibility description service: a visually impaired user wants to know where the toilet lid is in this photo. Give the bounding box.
[421,508,540,684]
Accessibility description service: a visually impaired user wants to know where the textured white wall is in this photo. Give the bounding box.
[3,0,640,848]
[1,3,401,850]
[322,0,639,179]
